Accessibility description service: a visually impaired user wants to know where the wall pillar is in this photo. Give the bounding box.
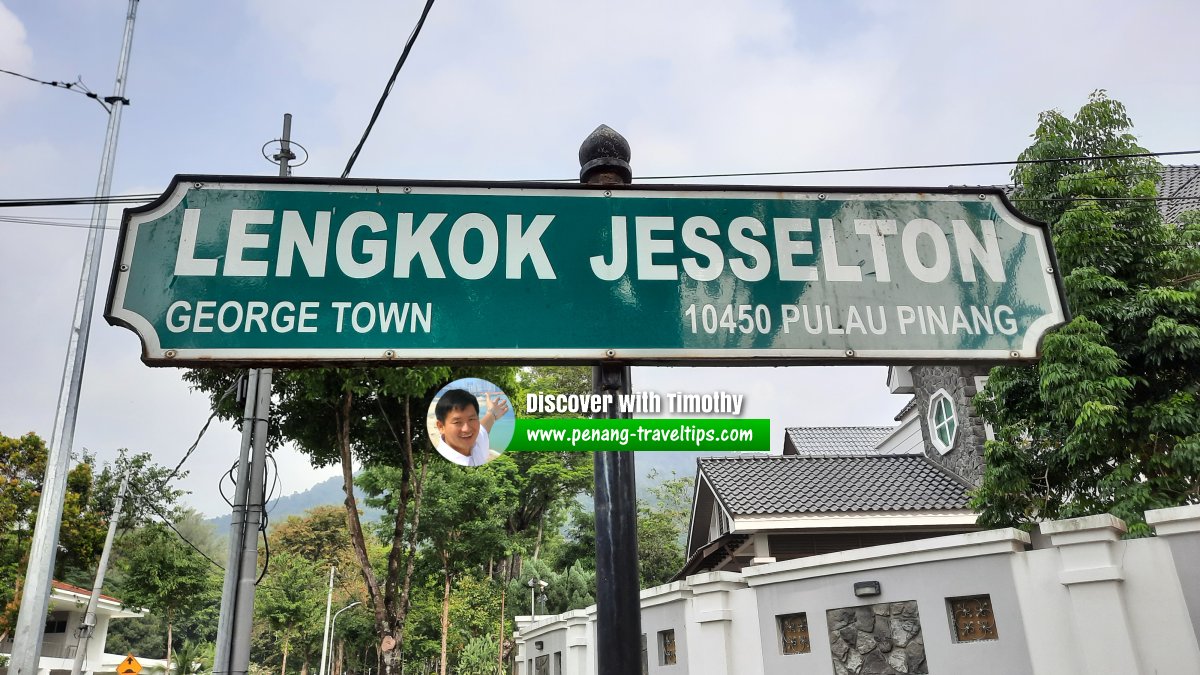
[563,612,591,675]
[686,573,744,675]
[511,628,526,675]
[1042,514,1142,675]
[1146,504,1200,652]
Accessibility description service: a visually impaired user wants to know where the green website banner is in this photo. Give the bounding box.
[507,418,770,453]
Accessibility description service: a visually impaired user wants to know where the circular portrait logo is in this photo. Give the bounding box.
[426,377,514,467]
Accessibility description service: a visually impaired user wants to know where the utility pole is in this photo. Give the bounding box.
[9,3,139,673]
[317,567,336,675]
[580,125,642,675]
[70,472,129,675]
[213,114,292,675]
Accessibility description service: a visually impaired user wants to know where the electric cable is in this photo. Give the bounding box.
[219,461,239,507]
[265,452,280,513]
[0,68,111,112]
[167,376,241,483]
[987,166,1200,190]
[129,491,226,571]
[0,190,1196,220]
[255,529,270,586]
[0,217,119,231]
[612,149,1200,182]
[119,469,299,600]
[0,193,155,208]
[340,0,438,178]
[132,487,294,596]
[0,151,1196,209]
[253,451,280,586]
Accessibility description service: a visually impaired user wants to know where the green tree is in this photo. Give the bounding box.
[974,91,1200,533]
[0,436,181,639]
[269,505,351,567]
[544,471,692,586]
[186,365,514,675]
[456,635,501,675]
[105,512,221,659]
[258,505,372,675]
[0,432,53,636]
[116,523,217,663]
[255,552,325,675]
[508,558,595,617]
[544,503,595,572]
[416,460,516,675]
[506,367,594,574]
[636,471,693,587]
[171,639,214,674]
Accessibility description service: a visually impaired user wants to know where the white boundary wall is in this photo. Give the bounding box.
[514,505,1200,675]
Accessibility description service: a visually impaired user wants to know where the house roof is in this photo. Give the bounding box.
[1158,164,1200,223]
[52,580,121,605]
[698,455,971,515]
[1002,164,1200,223]
[894,397,917,421]
[783,427,894,456]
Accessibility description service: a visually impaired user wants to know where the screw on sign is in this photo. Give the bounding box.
[119,654,142,675]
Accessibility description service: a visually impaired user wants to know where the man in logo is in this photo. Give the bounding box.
[434,389,509,466]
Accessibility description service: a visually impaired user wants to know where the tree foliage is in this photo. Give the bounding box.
[974,91,1200,534]
[254,551,325,675]
[188,362,520,672]
[106,511,222,659]
[250,505,375,675]
[171,639,215,675]
[636,471,692,587]
[269,505,352,567]
[186,365,513,675]
[505,367,594,571]
[116,523,220,661]
[0,434,181,638]
[455,635,501,675]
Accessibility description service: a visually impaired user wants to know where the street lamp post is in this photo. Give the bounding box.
[316,567,335,675]
[526,578,548,619]
[327,602,361,675]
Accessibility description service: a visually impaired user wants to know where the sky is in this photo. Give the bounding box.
[1,0,1197,517]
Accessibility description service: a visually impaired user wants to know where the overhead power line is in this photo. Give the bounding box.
[0,216,120,231]
[341,0,438,178]
[544,149,1200,182]
[0,193,156,208]
[2,149,1197,213]
[166,377,241,483]
[0,67,113,112]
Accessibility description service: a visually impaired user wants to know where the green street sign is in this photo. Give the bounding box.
[105,176,1068,366]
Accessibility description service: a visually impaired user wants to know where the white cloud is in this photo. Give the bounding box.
[0,1,33,114]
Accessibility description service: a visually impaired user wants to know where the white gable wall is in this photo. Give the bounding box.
[872,411,922,456]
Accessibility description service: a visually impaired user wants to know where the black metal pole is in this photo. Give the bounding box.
[581,125,642,674]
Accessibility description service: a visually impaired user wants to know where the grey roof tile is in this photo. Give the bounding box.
[784,427,893,456]
[1002,164,1200,223]
[894,397,917,421]
[699,455,971,515]
[1159,164,1200,223]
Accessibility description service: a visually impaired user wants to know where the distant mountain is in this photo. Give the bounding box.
[206,475,382,532]
[204,452,720,531]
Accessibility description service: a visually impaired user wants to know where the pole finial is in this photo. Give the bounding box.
[579,124,632,184]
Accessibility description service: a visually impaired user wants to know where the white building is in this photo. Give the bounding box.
[513,356,1200,674]
[514,505,1200,675]
[0,580,158,675]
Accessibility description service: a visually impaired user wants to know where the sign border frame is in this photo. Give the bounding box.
[104,174,1071,367]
